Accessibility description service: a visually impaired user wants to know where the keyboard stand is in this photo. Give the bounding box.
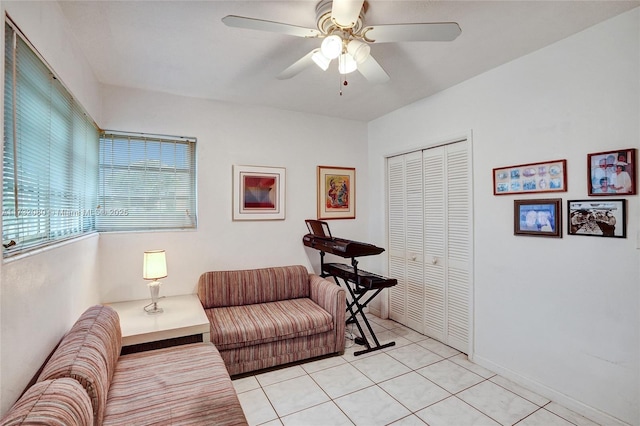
[321,255,396,356]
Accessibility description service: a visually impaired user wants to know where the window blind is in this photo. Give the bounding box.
[97,132,197,231]
[3,21,99,258]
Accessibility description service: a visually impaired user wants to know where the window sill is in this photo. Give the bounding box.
[3,232,99,264]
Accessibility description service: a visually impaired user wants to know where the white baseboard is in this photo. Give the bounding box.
[470,354,631,426]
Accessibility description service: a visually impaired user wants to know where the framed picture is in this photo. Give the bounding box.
[317,166,355,220]
[514,198,562,238]
[567,199,626,238]
[232,165,285,220]
[493,159,567,195]
[587,148,636,196]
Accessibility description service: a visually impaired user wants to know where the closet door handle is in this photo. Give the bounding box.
[431,257,438,265]
[410,254,417,261]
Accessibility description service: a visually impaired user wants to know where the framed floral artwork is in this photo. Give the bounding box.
[317,166,355,220]
[232,165,285,220]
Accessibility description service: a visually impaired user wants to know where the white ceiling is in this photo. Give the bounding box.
[58,1,639,122]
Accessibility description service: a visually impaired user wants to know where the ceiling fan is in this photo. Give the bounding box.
[222,0,461,84]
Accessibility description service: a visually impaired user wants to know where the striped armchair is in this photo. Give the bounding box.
[197,265,346,375]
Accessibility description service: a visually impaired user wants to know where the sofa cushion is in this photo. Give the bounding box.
[103,343,247,426]
[38,305,121,426]
[218,331,340,376]
[205,298,334,350]
[198,265,310,308]
[0,378,93,426]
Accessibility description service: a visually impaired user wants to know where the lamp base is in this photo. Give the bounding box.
[144,280,163,315]
[144,302,164,315]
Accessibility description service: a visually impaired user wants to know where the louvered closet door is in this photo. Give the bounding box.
[444,141,470,351]
[387,151,424,332]
[423,147,446,341]
[387,155,407,322]
[388,139,471,354]
[423,141,470,352]
[405,151,425,332]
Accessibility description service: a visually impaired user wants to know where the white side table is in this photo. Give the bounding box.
[107,294,210,353]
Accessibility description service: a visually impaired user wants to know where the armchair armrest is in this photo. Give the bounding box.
[309,274,346,352]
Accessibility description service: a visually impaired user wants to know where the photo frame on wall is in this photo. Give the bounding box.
[232,165,285,220]
[493,159,567,195]
[587,148,636,196]
[514,198,562,238]
[567,199,626,238]
[317,166,355,220]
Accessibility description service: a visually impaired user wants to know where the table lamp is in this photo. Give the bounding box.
[143,250,167,314]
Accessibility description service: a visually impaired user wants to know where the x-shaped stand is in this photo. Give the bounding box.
[321,253,396,356]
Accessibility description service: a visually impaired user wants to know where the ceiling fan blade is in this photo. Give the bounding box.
[363,22,462,43]
[331,0,365,28]
[222,15,321,38]
[357,55,389,84]
[277,49,319,80]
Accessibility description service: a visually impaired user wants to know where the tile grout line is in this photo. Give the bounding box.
[238,316,601,426]
[303,370,362,426]
[252,329,472,425]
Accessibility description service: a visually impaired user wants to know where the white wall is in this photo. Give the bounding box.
[97,86,369,303]
[0,1,103,415]
[0,235,100,412]
[368,8,639,426]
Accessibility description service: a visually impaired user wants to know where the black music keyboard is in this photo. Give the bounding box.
[303,234,385,258]
[302,219,385,258]
[322,263,397,292]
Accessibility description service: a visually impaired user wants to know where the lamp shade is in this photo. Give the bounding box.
[321,35,342,60]
[143,250,167,280]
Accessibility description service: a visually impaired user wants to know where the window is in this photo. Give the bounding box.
[97,131,197,231]
[3,20,99,258]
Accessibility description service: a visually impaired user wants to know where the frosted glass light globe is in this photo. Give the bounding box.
[321,35,342,60]
[338,53,357,74]
[347,39,370,64]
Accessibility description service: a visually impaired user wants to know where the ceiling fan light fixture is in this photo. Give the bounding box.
[321,34,342,59]
[346,39,370,64]
[311,50,331,71]
[338,52,357,74]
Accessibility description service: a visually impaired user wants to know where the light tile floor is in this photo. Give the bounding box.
[232,314,601,426]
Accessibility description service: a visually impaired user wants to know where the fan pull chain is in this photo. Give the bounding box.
[339,73,348,96]
[337,52,346,96]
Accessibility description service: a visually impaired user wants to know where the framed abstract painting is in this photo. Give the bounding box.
[317,166,355,220]
[233,165,286,220]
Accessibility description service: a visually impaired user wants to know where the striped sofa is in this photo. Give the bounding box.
[197,265,346,376]
[0,305,248,426]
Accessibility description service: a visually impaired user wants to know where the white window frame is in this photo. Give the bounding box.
[3,18,99,258]
[97,131,197,232]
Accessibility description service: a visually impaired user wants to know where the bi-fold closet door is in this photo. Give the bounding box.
[387,140,471,353]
